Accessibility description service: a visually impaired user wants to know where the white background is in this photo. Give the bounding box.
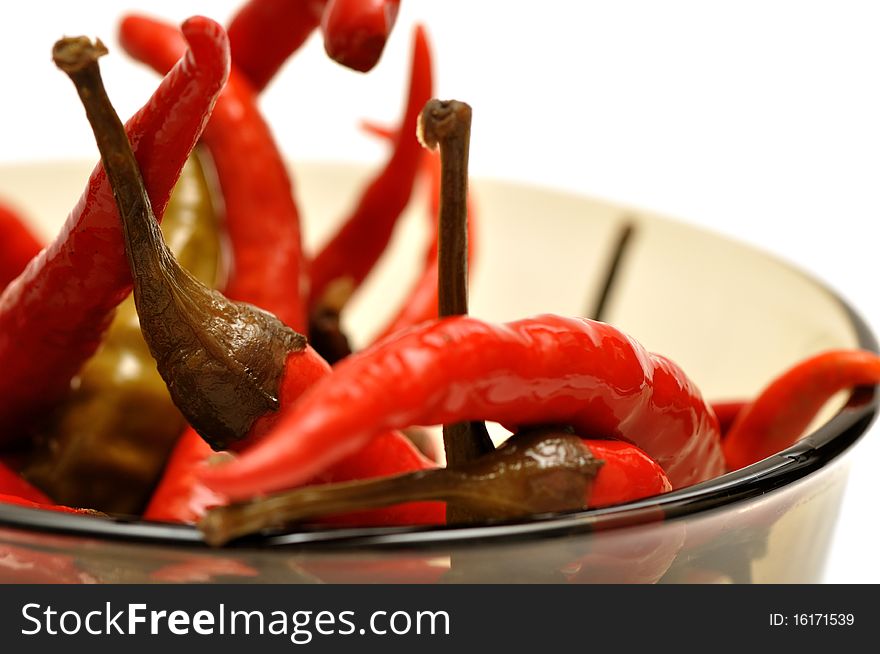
[1,1,878,582]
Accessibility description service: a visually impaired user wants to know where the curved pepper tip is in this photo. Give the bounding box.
[321,0,400,73]
[180,15,231,85]
[118,14,231,88]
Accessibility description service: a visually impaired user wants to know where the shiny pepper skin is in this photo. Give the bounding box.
[321,0,400,72]
[724,350,880,470]
[201,315,725,500]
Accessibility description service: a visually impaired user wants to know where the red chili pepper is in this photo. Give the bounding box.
[242,347,334,448]
[0,202,42,292]
[723,350,880,470]
[119,14,307,331]
[0,17,229,438]
[321,0,400,72]
[0,460,51,504]
[229,0,399,78]
[227,0,327,92]
[227,4,423,330]
[200,315,723,501]
[308,24,433,312]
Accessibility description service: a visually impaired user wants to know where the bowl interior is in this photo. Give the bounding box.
[0,160,871,548]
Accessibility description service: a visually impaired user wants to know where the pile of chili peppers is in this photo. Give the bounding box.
[0,0,878,554]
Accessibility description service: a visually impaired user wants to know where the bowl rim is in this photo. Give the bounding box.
[2,292,875,552]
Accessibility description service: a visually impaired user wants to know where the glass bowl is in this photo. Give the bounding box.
[0,162,875,583]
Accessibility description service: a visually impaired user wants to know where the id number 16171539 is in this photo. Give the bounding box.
[770,614,855,627]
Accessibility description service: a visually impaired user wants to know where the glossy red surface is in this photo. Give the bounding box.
[202,315,724,499]
[724,350,880,470]
[321,0,400,72]
[586,440,672,507]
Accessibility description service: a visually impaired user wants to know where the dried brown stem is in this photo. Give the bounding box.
[589,220,636,322]
[200,428,601,546]
[418,99,494,474]
[54,37,303,451]
[308,278,354,364]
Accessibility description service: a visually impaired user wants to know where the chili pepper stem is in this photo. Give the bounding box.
[418,99,494,470]
[589,220,636,322]
[308,277,354,364]
[54,36,305,452]
[443,421,494,466]
[199,429,600,546]
[201,469,445,546]
[53,38,171,300]
[419,99,471,319]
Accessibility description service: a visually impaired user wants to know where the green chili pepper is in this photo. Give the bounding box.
[23,153,222,514]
